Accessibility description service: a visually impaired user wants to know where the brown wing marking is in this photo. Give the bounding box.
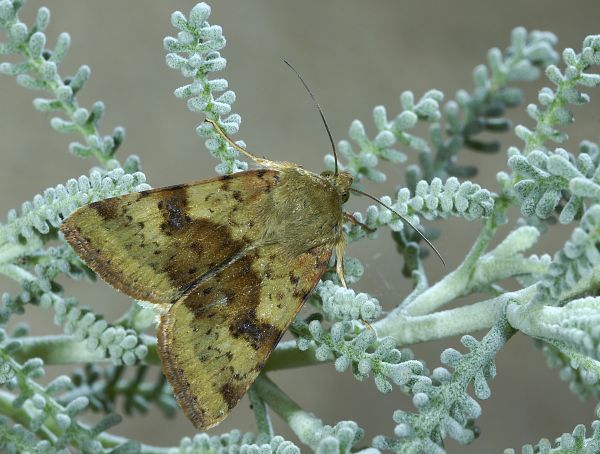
[60,170,281,305]
[157,243,332,429]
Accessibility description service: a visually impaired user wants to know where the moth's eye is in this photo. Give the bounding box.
[341,191,350,203]
[320,170,334,178]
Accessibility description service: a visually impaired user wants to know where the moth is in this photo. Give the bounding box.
[60,66,441,430]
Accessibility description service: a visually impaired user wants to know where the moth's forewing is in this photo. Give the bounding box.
[158,243,331,429]
[60,170,281,305]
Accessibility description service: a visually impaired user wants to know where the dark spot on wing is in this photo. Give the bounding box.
[293,287,311,299]
[184,252,281,351]
[239,259,252,276]
[289,272,299,285]
[90,198,119,220]
[149,185,250,292]
[220,382,243,410]
[159,191,192,232]
[231,315,278,350]
[253,361,266,372]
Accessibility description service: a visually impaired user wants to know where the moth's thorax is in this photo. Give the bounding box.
[258,167,346,254]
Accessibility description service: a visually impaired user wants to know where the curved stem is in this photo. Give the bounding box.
[14,334,159,365]
[401,218,496,316]
[0,242,38,264]
[264,341,322,371]
[253,374,323,449]
[247,384,273,437]
[0,263,36,283]
[374,289,530,345]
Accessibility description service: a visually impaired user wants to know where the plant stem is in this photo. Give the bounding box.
[14,334,159,365]
[247,384,273,437]
[373,289,530,345]
[402,195,513,318]
[0,242,37,264]
[264,341,322,371]
[253,374,323,449]
[401,219,496,316]
[0,263,36,283]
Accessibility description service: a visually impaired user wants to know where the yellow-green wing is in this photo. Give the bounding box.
[157,243,332,429]
[60,170,281,305]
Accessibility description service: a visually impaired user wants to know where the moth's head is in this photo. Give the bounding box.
[320,170,353,204]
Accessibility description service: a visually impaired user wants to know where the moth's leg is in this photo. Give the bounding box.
[205,119,278,168]
[335,236,347,288]
[344,212,376,233]
[361,319,374,331]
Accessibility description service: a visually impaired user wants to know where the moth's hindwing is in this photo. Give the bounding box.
[60,170,281,305]
[157,243,332,429]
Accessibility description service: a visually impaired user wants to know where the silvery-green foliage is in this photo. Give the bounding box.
[326,90,444,183]
[533,205,600,304]
[536,340,600,402]
[0,0,133,169]
[508,296,600,363]
[305,421,366,454]
[345,176,495,244]
[326,27,559,185]
[292,319,424,395]
[165,3,245,175]
[0,327,135,454]
[65,364,178,418]
[2,0,600,453]
[175,431,300,454]
[372,319,511,453]
[312,279,381,322]
[506,141,600,222]
[0,169,149,246]
[0,169,151,367]
[504,35,600,222]
[504,417,600,454]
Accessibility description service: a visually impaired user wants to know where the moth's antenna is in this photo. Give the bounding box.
[283,59,339,175]
[350,187,445,266]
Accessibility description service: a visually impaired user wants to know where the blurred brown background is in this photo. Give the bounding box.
[1,1,600,452]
